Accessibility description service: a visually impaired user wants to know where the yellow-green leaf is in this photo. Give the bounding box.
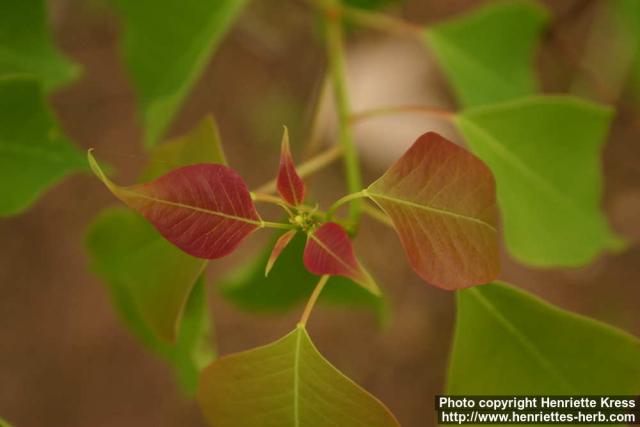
[141,115,226,181]
[449,282,640,394]
[456,96,624,267]
[198,325,399,427]
[86,208,215,393]
[424,0,548,108]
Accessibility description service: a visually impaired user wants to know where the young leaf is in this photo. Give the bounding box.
[277,127,306,205]
[424,0,548,108]
[197,325,399,427]
[114,0,247,146]
[86,208,215,393]
[456,96,623,267]
[265,229,297,276]
[0,0,80,90]
[448,282,640,394]
[88,154,262,259]
[141,115,227,181]
[366,132,499,290]
[221,232,387,320]
[0,76,87,216]
[304,222,380,295]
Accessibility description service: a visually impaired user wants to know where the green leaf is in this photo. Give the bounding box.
[456,96,624,267]
[197,325,399,427]
[141,115,227,181]
[86,208,215,393]
[221,232,387,321]
[0,75,86,216]
[424,1,548,108]
[0,417,12,427]
[448,282,640,394]
[114,0,247,146]
[0,0,80,90]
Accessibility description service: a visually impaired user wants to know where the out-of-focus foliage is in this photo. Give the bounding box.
[456,96,623,267]
[0,0,79,90]
[197,325,400,427]
[449,282,640,394]
[220,233,387,321]
[0,76,86,216]
[424,1,548,108]
[87,211,215,393]
[114,0,248,146]
[574,0,640,103]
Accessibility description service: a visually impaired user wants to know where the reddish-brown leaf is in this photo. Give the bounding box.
[89,151,261,259]
[304,222,379,295]
[265,229,297,276]
[366,132,499,290]
[277,127,305,205]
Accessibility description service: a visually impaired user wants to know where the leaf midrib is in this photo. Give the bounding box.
[120,188,263,227]
[365,189,496,232]
[468,287,577,392]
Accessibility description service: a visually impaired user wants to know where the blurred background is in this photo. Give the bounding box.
[1,0,639,426]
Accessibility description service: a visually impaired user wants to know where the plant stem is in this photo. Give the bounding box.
[323,0,363,227]
[350,105,456,125]
[251,192,294,215]
[299,275,330,326]
[262,221,296,230]
[252,145,343,195]
[362,202,394,227]
[328,190,367,216]
[308,0,423,39]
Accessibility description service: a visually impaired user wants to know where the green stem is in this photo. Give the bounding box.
[328,190,367,216]
[298,275,330,326]
[251,192,294,215]
[350,105,456,125]
[262,221,296,230]
[323,0,363,227]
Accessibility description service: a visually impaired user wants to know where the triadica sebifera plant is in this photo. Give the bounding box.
[2,0,640,425]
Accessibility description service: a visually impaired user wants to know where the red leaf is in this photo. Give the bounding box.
[265,229,296,276]
[304,222,379,295]
[277,127,305,205]
[89,151,261,259]
[366,132,499,290]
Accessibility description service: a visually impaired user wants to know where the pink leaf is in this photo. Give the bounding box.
[89,151,261,259]
[366,132,499,290]
[304,222,379,295]
[277,127,305,205]
[265,229,297,276]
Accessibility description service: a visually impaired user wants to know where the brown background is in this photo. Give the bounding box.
[1,1,639,426]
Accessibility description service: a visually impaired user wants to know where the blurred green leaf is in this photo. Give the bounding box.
[448,282,640,395]
[0,75,86,216]
[425,1,548,108]
[0,417,12,427]
[220,232,388,323]
[141,115,226,180]
[456,96,623,267]
[197,325,400,427]
[86,208,215,393]
[573,0,640,102]
[114,0,247,147]
[0,0,80,90]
